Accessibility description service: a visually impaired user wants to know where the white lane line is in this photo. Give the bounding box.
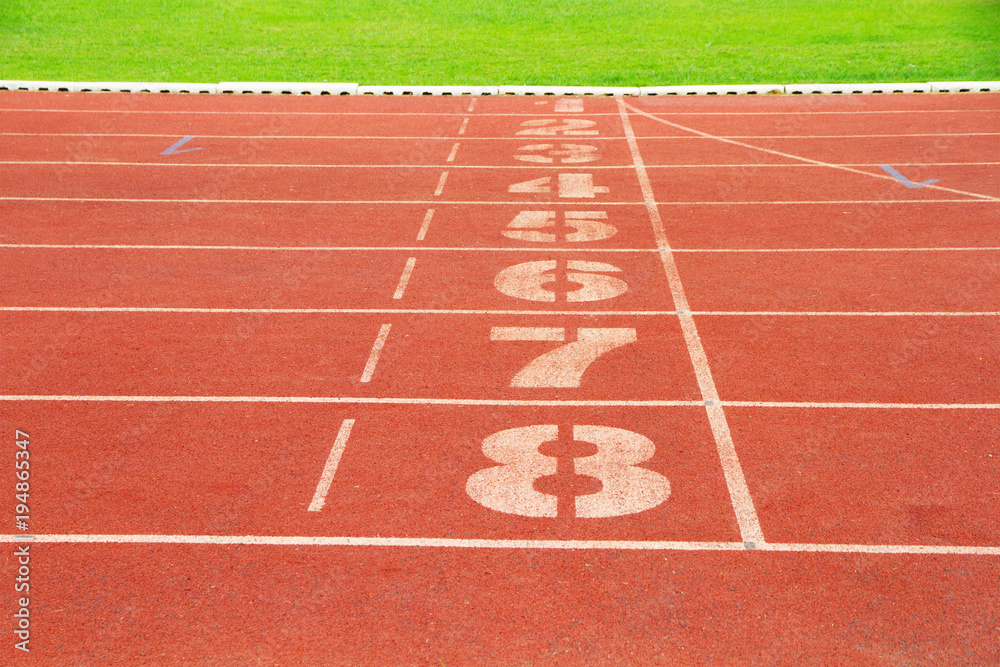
[618,96,765,545]
[393,257,416,299]
[5,307,1000,317]
[1,533,998,555]
[675,247,1000,253]
[723,401,1000,409]
[433,171,449,196]
[1,197,993,206]
[5,244,1000,254]
[2,395,1000,409]
[307,419,356,512]
[0,307,682,315]
[697,311,1000,316]
[635,133,1000,139]
[5,160,997,169]
[415,209,435,241]
[467,98,477,113]
[623,101,1000,202]
[0,160,630,169]
[458,118,469,135]
[3,107,995,116]
[359,324,392,383]
[3,131,999,140]
[0,395,705,406]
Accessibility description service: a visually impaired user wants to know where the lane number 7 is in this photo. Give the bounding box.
[490,327,637,387]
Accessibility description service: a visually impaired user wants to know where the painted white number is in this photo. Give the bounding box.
[516,119,599,136]
[502,211,617,243]
[554,98,584,113]
[466,425,670,518]
[515,144,599,164]
[491,327,637,387]
[508,174,609,198]
[494,260,627,302]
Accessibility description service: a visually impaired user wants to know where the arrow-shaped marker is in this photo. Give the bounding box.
[879,164,938,189]
[161,136,203,155]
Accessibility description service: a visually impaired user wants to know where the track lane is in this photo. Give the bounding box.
[700,315,1000,403]
[3,544,997,664]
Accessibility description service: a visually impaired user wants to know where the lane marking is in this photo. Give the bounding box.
[1,395,1000,409]
[433,171,448,196]
[0,307,683,315]
[359,324,392,383]
[879,164,939,188]
[1,533,998,555]
[623,101,1000,202]
[2,160,634,169]
[1,197,993,206]
[618,97,765,545]
[5,243,1000,254]
[458,118,469,135]
[3,307,999,317]
[307,418,356,512]
[724,401,1000,409]
[695,311,1000,316]
[467,98,477,113]
[6,131,1000,140]
[554,98,585,113]
[673,247,1000,253]
[393,257,416,299]
[159,136,202,155]
[3,107,997,116]
[415,209,435,241]
[0,395,705,406]
[4,160,1000,170]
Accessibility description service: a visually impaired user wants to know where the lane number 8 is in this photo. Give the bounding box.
[466,424,670,518]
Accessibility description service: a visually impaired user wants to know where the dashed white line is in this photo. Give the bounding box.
[458,117,469,135]
[446,143,460,162]
[359,324,392,383]
[433,171,449,196]
[307,418,356,512]
[415,209,435,241]
[393,257,416,299]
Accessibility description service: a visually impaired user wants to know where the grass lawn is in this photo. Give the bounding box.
[0,0,998,85]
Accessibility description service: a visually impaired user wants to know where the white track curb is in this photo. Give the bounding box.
[1,80,998,96]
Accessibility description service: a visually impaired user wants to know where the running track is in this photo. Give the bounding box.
[2,90,999,664]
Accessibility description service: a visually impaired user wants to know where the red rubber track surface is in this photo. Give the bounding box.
[2,90,999,665]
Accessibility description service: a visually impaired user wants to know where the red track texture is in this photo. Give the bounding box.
[1,90,999,665]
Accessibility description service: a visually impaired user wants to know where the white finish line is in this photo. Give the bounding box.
[3,533,998,555]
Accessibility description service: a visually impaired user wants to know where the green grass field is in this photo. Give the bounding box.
[1,1,998,85]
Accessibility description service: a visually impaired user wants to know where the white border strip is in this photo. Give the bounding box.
[2,80,998,95]
[2,534,997,554]
[358,85,497,96]
[641,84,784,96]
